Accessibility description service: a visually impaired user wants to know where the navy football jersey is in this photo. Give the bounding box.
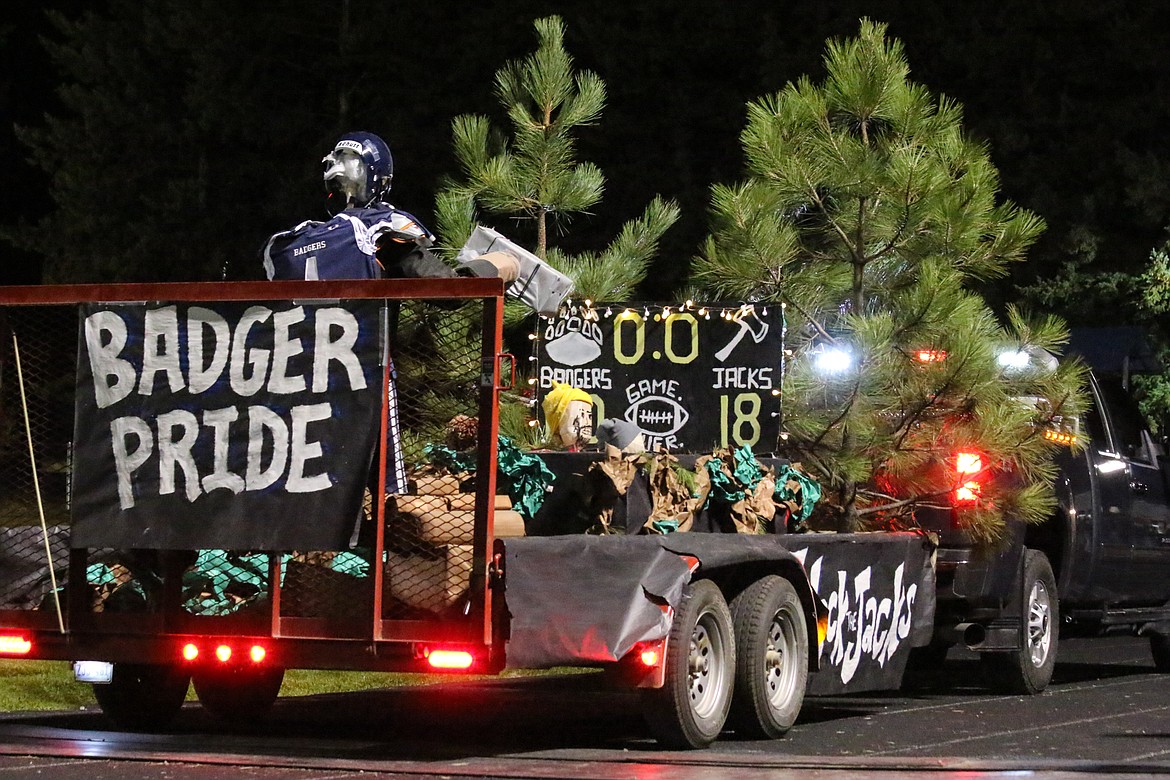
[261,204,433,501]
[262,205,434,281]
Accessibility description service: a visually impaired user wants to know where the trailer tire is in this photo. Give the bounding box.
[728,575,808,739]
[982,549,1058,695]
[193,665,285,722]
[1150,634,1170,671]
[92,663,190,731]
[641,579,735,749]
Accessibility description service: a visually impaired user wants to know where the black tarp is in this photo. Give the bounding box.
[501,531,936,696]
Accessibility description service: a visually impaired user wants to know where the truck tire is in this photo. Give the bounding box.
[193,665,285,722]
[727,575,808,739]
[642,578,735,749]
[982,549,1058,695]
[1150,634,1170,671]
[92,662,190,731]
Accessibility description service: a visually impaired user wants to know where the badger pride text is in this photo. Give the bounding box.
[83,305,371,510]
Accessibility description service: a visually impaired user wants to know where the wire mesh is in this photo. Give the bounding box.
[380,299,486,620]
[0,306,75,612]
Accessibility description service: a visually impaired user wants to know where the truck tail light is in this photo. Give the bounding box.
[249,645,267,663]
[181,643,199,661]
[0,635,31,655]
[954,451,983,505]
[215,644,232,663]
[955,452,982,474]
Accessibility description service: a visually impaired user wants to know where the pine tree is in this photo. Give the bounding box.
[694,20,1087,540]
[1132,244,1170,434]
[433,16,680,303]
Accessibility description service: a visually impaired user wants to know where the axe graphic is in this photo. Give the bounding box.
[715,307,769,362]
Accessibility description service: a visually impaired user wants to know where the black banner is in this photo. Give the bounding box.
[71,301,385,550]
[537,302,784,452]
[786,534,936,695]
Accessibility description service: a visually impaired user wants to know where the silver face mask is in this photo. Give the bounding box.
[322,149,370,210]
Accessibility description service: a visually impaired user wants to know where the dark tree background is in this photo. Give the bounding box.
[2,0,1169,327]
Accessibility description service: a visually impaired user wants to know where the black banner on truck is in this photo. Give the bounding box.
[537,302,784,452]
[71,301,384,550]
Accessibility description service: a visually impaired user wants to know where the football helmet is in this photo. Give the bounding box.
[323,131,394,214]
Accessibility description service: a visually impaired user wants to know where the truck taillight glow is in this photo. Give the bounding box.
[249,645,266,663]
[640,648,660,667]
[0,635,30,655]
[425,649,474,670]
[181,643,199,661]
[955,481,981,504]
[955,452,982,474]
[215,644,232,662]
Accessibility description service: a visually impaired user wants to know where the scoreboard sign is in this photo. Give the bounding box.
[537,302,784,452]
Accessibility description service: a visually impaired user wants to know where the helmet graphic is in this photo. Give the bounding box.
[323,131,394,214]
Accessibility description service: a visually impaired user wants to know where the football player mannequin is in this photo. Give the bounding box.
[261,131,517,527]
[263,131,518,282]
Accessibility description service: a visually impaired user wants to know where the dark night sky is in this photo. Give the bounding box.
[3,1,1170,320]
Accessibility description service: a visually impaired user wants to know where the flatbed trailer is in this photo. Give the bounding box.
[0,280,935,748]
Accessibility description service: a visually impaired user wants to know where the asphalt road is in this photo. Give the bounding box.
[0,636,1167,778]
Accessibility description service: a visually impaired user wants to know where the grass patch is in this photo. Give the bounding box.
[0,660,594,713]
[0,660,92,712]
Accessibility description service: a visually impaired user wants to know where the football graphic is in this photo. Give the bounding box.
[624,394,689,436]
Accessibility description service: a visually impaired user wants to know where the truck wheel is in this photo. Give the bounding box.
[728,575,808,739]
[193,665,285,722]
[642,579,735,749]
[1150,634,1170,671]
[92,663,190,731]
[982,549,1058,695]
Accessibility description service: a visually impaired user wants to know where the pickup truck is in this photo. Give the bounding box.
[918,366,1170,693]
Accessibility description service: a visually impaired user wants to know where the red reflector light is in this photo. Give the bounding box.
[639,648,660,667]
[0,635,31,655]
[425,649,474,670]
[249,645,266,663]
[215,645,232,663]
[181,643,199,661]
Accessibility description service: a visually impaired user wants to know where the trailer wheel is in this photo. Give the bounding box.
[982,549,1058,694]
[728,575,808,739]
[193,665,285,722]
[92,663,190,731]
[642,579,735,749]
[1150,634,1170,671]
